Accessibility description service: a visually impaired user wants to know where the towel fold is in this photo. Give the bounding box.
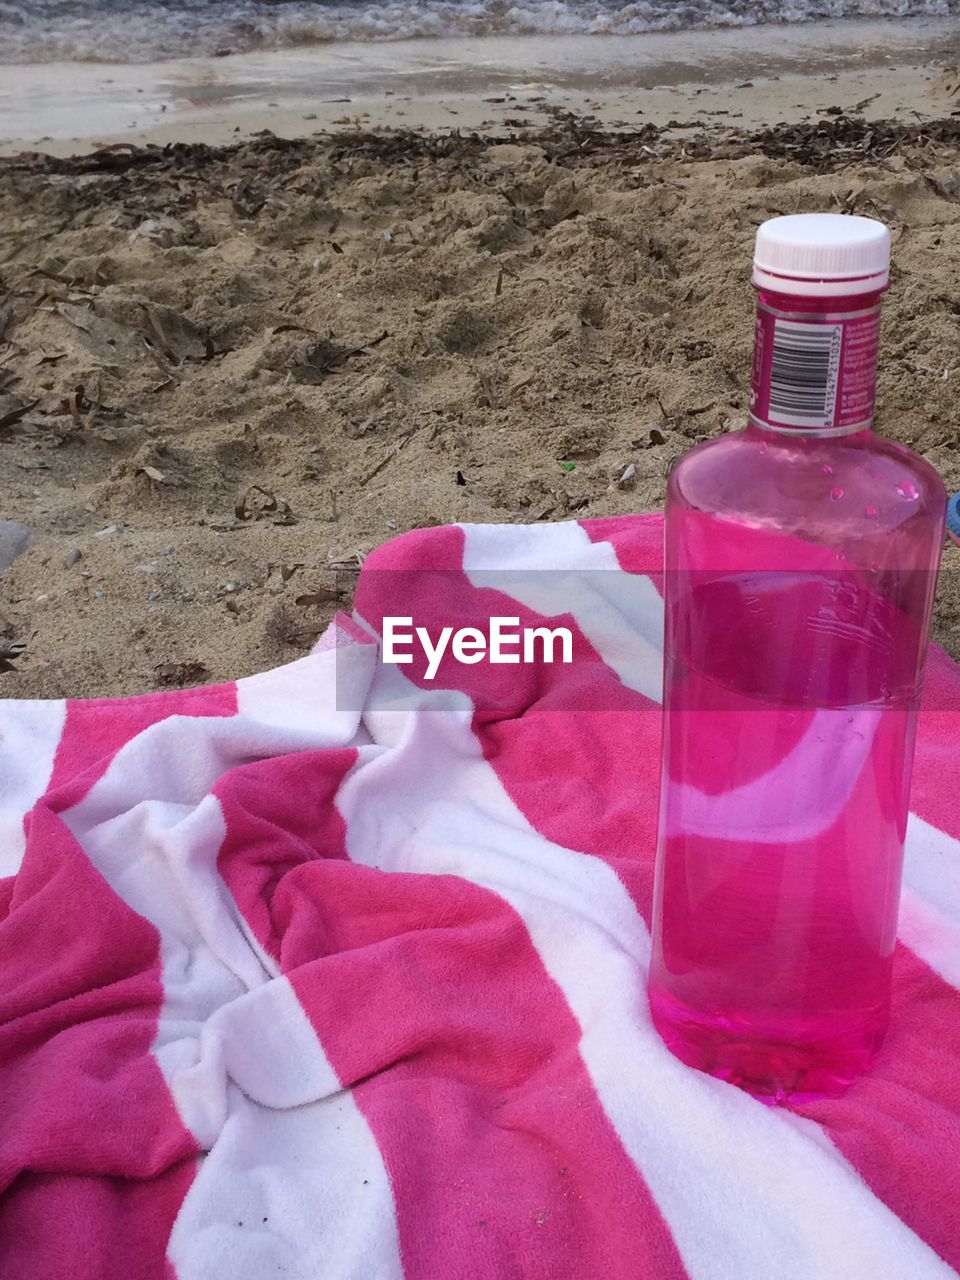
[1,514,959,1280]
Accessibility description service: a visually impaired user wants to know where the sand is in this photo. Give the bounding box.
[1,40,960,696]
[2,20,960,156]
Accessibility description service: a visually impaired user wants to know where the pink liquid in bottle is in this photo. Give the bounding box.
[648,215,947,1102]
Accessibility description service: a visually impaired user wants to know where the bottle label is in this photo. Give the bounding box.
[750,302,881,432]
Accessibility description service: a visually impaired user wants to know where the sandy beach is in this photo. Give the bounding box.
[1,18,959,697]
[2,19,960,154]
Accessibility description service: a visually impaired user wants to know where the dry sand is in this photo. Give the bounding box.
[2,92,960,696]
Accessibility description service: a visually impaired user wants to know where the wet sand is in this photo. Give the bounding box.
[1,17,958,156]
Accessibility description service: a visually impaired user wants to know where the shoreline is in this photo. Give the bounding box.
[2,17,959,158]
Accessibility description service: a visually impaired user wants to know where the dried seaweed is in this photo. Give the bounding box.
[294,332,389,383]
[0,111,952,335]
[5,114,956,192]
[235,485,296,525]
[0,396,39,432]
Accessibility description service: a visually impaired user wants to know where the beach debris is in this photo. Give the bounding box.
[293,331,388,384]
[64,549,82,569]
[477,365,501,409]
[326,549,365,573]
[141,305,175,361]
[0,628,26,673]
[235,485,296,525]
[10,110,944,189]
[139,303,206,367]
[154,660,209,688]
[54,303,94,333]
[139,464,167,484]
[94,524,119,537]
[344,418,376,439]
[143,338,177,386]
[4,112,960,697]
[128,219,175,246]
[53,302,142,366]
[0,520,36,572]
[0,396,39,433]
[58,384,91,437]
[229,180,266,218]
[295,587,340,607]
[358,447,398,488]
[617,463,637,490]
[265,601,335,646]
[273,502,298,526]
[508,372,537,398]
[686,399,717,417]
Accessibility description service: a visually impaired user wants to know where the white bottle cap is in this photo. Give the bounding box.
[753,213,890,297]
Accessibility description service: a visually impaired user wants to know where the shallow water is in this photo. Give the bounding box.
[1,0,956,64]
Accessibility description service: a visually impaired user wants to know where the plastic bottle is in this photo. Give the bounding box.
[647,214,947,1102]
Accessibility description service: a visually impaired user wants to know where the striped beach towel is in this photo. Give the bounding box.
[2,513,959,1279]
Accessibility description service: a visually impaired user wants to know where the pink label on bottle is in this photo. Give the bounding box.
[750,302,881,432]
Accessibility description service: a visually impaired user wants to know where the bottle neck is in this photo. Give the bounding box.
[749,284,886,439]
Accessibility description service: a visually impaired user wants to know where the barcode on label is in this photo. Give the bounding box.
[768,319,842,428]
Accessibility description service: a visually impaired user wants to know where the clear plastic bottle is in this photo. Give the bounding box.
[648,214,947,1102]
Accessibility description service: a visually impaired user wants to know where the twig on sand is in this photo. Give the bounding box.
[358,424,416,488]
[359,447,399,488]
[141,305,175,363]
